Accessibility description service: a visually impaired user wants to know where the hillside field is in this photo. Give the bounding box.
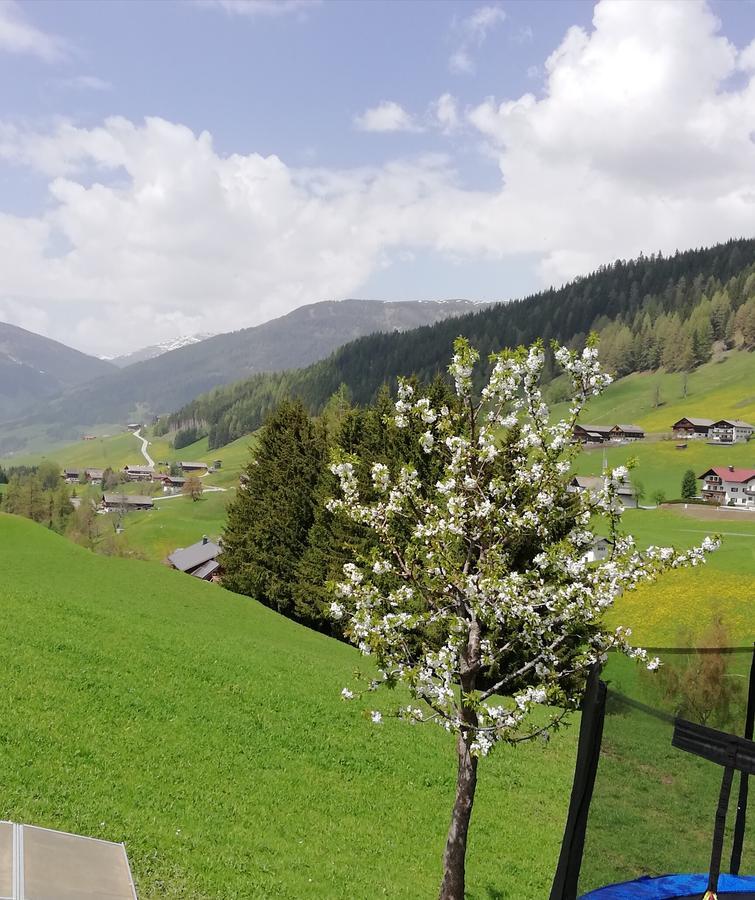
[0,514,578,899]
[554,349,755,433]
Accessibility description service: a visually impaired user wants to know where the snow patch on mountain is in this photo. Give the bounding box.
[105,334,215,367]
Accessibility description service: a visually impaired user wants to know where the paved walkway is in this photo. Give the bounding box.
[132,429,154,468]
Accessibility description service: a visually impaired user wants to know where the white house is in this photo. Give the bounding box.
[708,419,754,443]
[567,475,638,509]
[582,537,613,563]
[698,466,755,507]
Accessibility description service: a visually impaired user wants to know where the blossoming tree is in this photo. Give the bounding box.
[327,338,718,900]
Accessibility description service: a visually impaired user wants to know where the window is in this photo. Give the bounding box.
[731,487,738,492]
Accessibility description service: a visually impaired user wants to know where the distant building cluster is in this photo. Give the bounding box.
[672,417,753,443]
[572,424,645,444]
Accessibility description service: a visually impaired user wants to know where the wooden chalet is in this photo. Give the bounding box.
[671,417,713,439]
[567,475,638,508]
[167,536,221,581]
[708,419,754,444]
[572,425,614,444]
[123,465,153,482]
[609,424,644,441]
[101,493,154,512]
[180,461,208,473]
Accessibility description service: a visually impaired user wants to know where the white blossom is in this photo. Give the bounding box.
[325,337,718,762]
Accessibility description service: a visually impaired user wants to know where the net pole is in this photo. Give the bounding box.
[549,665,606,900]
[729,643,755,875]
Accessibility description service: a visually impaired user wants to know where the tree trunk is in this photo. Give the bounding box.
[439,729,479,900]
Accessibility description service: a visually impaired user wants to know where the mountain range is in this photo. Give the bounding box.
[0,299,486,447]
[107,334,215,368]
[0,322,115,423]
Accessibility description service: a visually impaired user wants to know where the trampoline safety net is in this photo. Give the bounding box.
[551,645,755,900]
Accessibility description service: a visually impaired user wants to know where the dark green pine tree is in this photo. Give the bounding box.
[292,406,379,632]
[220,399,327,616]
[681,469,698,500]
[293,378,456,632]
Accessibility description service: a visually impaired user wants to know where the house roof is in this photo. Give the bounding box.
[167,538,220,573]
[698,467,755,483]
[180,461,208,468]
[102,493,154,506]
[124,465,152,473]
[86,468,104,477]
[570,475,634,495]
[575,424,613,434]
[63,468,80,476]
[711,419,754,429]
[614,424,644,433]
[672,417,714,428]
[190,559,220,580]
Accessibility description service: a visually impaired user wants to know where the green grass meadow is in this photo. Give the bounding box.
[121,490,233,560]
[575,437,754,502]
[554,349,755,433]
[0,513,578,899]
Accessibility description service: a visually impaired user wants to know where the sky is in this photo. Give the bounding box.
[0,0,754,357]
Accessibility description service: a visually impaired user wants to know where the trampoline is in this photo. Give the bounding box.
[551,645,755,900]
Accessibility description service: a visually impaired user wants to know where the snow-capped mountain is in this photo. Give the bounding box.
[107,334,215,368]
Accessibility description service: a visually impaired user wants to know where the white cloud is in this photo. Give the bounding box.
[450,4,506,74]
[432,93,459,133]
[194,0,320,18]
[449,49,474,75]
[466,0,755,282]
[354,101,421,133]
[57,75,112,92]
[466,5,506,40]
[512,25,533,45]
[0,0,69,62]
[0,1,754,355]
[739,38,755,71]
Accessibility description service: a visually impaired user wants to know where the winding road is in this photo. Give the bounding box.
[132,429,155,468]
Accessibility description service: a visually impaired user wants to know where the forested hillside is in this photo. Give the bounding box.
[159,239,755,449]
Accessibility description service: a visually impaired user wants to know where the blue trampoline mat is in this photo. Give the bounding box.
[581,873,755,899]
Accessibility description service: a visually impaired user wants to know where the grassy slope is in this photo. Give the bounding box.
[122,490,233,560]
[606,509,755,644]
[0,514,576,900]
[5,429,175,473]
[555,350,755,432]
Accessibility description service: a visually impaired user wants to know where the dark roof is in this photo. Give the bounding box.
[167,538,220,573]
[672,417,713,428]
[190,559,220,580]
[64,468,80,476]
[102,493,154,506]
[710,419,754,429]
[575,424,613,434]
[570,475,634,495]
